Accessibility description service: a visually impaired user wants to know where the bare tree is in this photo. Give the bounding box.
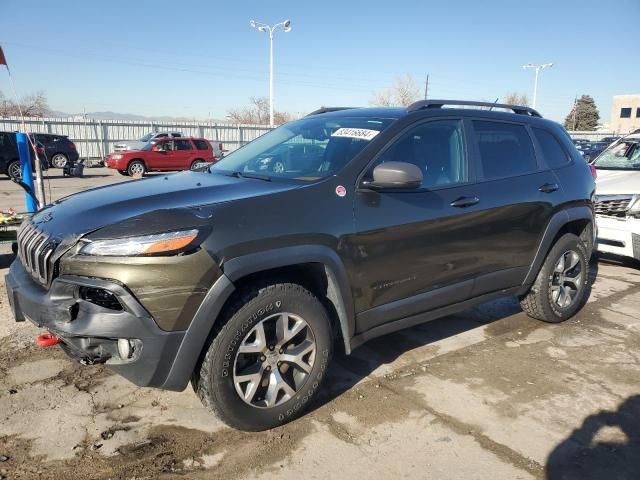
[226,96,292,125]
[371,74,421,107]
[0,90,50,117]
[503,92,529,107]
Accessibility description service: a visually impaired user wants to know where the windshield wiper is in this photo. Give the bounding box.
[225,171,272,181]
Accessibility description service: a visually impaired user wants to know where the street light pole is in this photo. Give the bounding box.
[522,63,553,109]
[250,19,292,127]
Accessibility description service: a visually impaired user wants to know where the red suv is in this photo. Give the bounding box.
[105,138,216,176]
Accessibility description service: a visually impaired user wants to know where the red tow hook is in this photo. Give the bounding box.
[37,333,60,348]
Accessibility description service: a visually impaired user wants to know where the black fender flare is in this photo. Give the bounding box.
[522,205,594,288]
[223,245,356,354]
[160,244,355,391]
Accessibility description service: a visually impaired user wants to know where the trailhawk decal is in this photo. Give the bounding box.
[331,128,380,141]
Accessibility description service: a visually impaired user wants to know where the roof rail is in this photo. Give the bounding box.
[306,107,356,116]
[407,99,542,118]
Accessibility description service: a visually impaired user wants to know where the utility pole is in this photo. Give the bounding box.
[424,74,429,100]
[250,19,292,127]
[572,96,578,131]
[522,63,553,109]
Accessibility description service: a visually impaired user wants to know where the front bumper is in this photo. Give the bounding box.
[595,215,640,261]
[4,259,185,388]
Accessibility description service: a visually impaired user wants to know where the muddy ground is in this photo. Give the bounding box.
[1,248,640,479]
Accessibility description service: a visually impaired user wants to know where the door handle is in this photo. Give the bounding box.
[450,196,480,208]
[539,183,559,193]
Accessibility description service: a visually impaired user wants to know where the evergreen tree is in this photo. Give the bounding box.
[564,95,600,131]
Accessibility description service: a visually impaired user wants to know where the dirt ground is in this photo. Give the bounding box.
[1,171,640,479]
[1,250,640,479]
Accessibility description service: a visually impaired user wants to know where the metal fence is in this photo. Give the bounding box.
[0,116,274,159]
[567,131,620,141]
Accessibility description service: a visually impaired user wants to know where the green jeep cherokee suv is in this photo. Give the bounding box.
[5,100,596,431]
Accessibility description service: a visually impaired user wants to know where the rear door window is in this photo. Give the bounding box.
[175,139,193,150]
[193,140,210,150]
[473,121,537,179]
[532,128,571,168]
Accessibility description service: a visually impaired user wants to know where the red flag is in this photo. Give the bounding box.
[0,46,7,67]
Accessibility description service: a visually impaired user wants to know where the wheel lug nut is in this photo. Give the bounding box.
[260,355,266,361]
[279,349,283,354]
[266,366,271,371]
[269,345,274,351]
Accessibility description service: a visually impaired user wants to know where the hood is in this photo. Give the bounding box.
[595,169,640,196]
[30,171,302,239]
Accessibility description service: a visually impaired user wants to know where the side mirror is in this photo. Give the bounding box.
[365,161,423,190]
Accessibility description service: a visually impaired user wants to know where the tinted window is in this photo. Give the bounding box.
[156,133,168,138]
[473,121,537,179]
[533,128,571,168]
[620,108,632,118]
[369,119,467,189]
[636,108,640,118]
[175,139,193,150]
[171,133,182,137]
[193,139,210,150]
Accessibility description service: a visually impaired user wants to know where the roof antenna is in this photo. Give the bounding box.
[488,98,499,111]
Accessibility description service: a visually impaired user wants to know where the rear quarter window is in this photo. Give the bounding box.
[193,140,210,150]
[473,120,537,179]
[532,127,571,169]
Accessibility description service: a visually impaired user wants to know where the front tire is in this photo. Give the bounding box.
[127,160,146,177]
[192,282,333,431]
[520,233,590,323]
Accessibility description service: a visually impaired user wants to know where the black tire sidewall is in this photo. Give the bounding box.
[207,285,332,430]
[541,234,589,321]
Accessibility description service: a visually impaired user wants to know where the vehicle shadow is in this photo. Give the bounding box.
[0,252,15,269]
[546,395,640,480]
[596,252,640,270]
[314,255,599,413]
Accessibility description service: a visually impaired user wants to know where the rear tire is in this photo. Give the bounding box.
[192,281,333,431]
[51,153,68,168]
[520,233,590,323]
[7,160,21,180]
[190,159,205,171]
[127,160,145,177]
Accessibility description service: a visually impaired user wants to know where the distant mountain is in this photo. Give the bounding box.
[47,110,224,122]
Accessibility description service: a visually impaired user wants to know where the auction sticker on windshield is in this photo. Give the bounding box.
[331,128,380,141]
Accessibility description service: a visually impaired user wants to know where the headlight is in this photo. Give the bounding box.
[79,229,199,256]
[112,154,122,160]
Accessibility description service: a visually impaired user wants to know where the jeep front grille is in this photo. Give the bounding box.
[16,221,58,286]
[594,196,633,218]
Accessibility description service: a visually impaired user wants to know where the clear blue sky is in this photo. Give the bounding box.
[1,0,638,123]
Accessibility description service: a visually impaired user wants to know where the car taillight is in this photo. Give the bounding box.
[69,142,76,150]
[589,164,597,180]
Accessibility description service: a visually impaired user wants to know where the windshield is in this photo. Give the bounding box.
[211,116,395,180]
[139,133,154,142]
[594,142,640,170]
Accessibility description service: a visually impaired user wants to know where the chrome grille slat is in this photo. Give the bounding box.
[594,195,633,218]
[16,220,58,287]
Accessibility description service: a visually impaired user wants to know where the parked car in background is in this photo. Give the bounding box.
[30,133,79,168]
[593,134,640,262]
[601,136,621,144]
[581,142,610,162]
[0,131,48,179]
[114,131,183,152]
[105,137,216,175]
